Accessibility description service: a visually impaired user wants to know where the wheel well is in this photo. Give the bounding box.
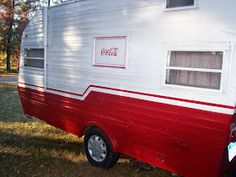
[82,124,118,152]
[82,125,98,135]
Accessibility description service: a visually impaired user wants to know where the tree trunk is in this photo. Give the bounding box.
[6,32,12,72]
[5,0,15,72]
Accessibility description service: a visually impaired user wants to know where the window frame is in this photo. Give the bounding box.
[165,0,198,11]
[23,48,44,69]
[162,43,231,93]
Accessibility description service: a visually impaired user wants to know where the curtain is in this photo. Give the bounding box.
[169,51,223,69]
[166,51,223,89]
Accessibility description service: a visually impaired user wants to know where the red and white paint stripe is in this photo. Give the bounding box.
[18,82,236,115]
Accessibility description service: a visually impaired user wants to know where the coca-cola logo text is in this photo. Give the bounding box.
[101,48,118,56]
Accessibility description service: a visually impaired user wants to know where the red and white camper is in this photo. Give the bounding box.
[18,0,236,177]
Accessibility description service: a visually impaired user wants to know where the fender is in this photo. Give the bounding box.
[81,121,119,152]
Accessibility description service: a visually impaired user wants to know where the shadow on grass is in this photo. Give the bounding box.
[0,152,171,177]
[0,131,149,177]
[0,152,87,177]
[0,131,83,155]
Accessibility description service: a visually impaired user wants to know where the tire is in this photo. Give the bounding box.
[226,155,236,177]
[227,169,236,177]
[84,127,120,169]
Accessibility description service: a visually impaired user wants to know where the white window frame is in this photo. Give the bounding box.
[162,43,231,93]
[165,0,198,11]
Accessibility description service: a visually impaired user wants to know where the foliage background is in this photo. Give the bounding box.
[0,0,65,73]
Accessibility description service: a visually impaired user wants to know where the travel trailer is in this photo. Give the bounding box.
[18,0,236,177]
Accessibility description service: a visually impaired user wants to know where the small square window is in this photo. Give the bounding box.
[166,0,194,9]
[24,49,44,69]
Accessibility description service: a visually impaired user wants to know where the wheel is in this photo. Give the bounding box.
[84,127,120,168]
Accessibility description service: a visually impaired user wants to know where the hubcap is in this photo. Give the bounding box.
[87,135,107,162]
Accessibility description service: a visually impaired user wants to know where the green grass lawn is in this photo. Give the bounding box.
[0,83,173,177]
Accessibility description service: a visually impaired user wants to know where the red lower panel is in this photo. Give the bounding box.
[18,86,233,177]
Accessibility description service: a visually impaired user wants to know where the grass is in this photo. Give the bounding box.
[0,83,173,177]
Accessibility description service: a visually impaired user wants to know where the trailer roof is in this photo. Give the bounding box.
[48,0,162,10]
[49,0,84,9]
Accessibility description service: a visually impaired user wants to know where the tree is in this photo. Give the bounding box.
[0,0,46,72]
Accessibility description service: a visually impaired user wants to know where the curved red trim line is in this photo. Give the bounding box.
[18,82,44,89]
[19,82,235,110]
[90,85,235,109]
[47,87,84,97]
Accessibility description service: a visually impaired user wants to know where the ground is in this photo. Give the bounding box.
[0,73,18,83]
[0,80,173,177]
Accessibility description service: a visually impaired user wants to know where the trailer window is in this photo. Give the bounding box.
[166,0,194,8]
[165,51,223,90]
[24,49,44,68]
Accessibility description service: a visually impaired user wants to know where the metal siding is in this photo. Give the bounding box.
[19,9,44,88]
[46,0,164,95]
[46,0,236,107]
[23,9,44,48]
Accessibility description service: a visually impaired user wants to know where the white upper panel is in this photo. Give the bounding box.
[23,9,44,48]
[20,0,236,112]
[19,9,45,88]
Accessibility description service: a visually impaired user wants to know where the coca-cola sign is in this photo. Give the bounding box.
[93,36,127,68]
[101,48,118,56]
